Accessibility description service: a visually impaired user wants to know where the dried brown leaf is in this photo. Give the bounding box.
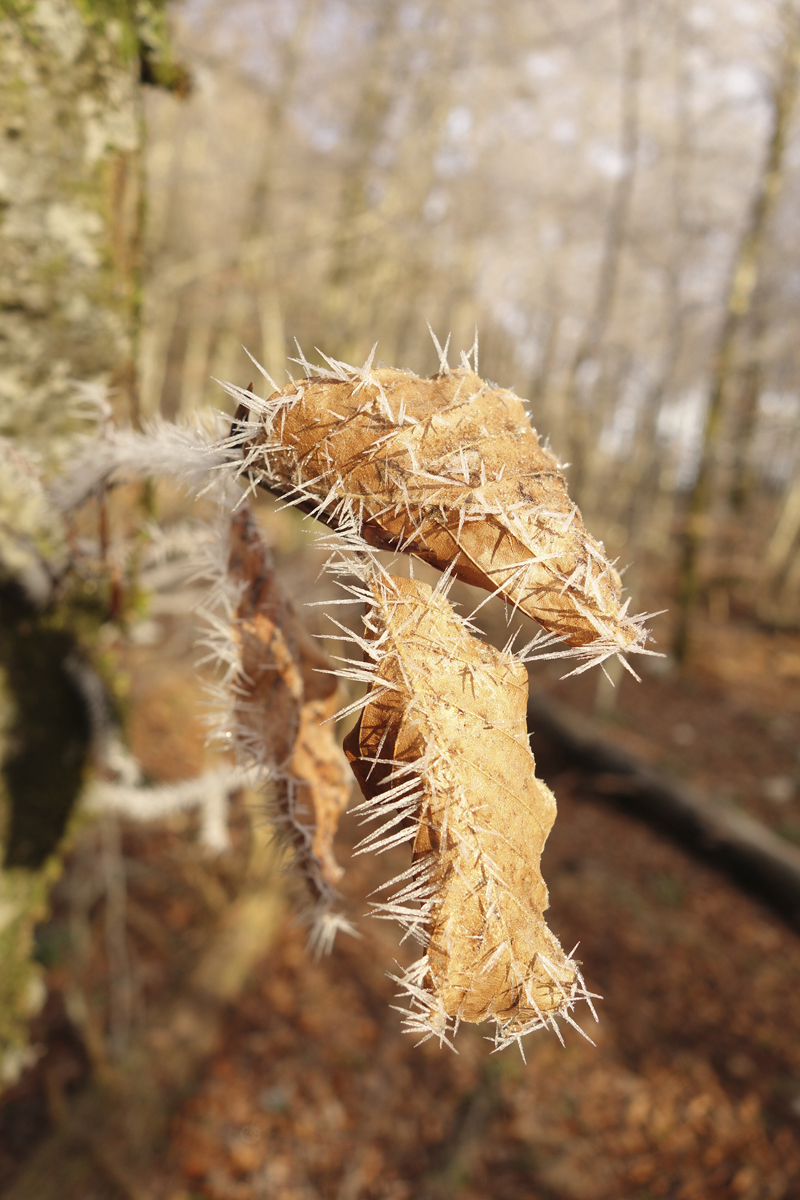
[226,507,351,919]
[284,689,351,890]
[239,364,648,659]
[228,507,304,768]
[344,572,592,1048]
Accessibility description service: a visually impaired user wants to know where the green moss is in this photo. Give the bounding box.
[73,0,190,94]
[0,656,65,1082]
[0,861,57,1069]
[3,0,187,94]
[36,253,70,283]
[0,0,41,51]
[0,0,37,23]
[74,0,139,59]
[3,0,188,90]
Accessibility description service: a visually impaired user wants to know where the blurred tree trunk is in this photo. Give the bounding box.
[758,472,800,623]
[674,2,800,660]
[623,2,693,553]
[0,0,164,1089]
[321,0,406,360]
[0,0,148,442]
[241,0,319,384]
[323,3,469,369]
[563,0,641,503]
[727,353,764,513]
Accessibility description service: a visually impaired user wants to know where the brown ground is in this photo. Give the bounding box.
[150,778,800,1200]
[533,612,800,844]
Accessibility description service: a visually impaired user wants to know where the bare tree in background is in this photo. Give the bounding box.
[674,0,800,659]
[562,0,642,506]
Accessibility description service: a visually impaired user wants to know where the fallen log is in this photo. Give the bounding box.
[527,690,800,928]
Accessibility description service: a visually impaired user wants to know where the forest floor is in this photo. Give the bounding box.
[153,784,800,1200]
[2,523,800,1200]
[147,606,800,1200]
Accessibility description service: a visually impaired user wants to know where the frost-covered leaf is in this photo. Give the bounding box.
[236,364,648,659]
[282,688,351,892]
[227,507,351,918]
[227,506,306,768]
[344,572,595,1049]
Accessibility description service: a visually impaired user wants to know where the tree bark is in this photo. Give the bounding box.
[0,0,147,1089]
[563,0,641,503]
[0,0,145,439]
[674,3,800,660]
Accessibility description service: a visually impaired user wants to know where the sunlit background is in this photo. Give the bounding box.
[142,0,800,644]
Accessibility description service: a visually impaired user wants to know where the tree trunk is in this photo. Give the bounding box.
[563,0,641,503]
[674,3,800,660]
[0,0,146,1088]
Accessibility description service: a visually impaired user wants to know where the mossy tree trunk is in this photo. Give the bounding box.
[0,0,148,441]
[0,0,175,1087]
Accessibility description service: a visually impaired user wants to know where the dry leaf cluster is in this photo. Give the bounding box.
[215,506,353,952]
[53,336,657,1049]
[216,342,654,1048]
[229,344,652,671]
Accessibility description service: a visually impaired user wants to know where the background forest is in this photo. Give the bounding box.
[142,0,800,647]
[3,0,800,1198]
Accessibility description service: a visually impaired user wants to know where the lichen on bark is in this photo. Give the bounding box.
[0,0,165,1086]
[0,0,146,451]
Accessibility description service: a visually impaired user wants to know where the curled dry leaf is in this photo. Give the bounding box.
[343,572,595,1049]
[282,689,350,891]
[228,506,305,768]
[235,361,649,662]
[227,507,351,914]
